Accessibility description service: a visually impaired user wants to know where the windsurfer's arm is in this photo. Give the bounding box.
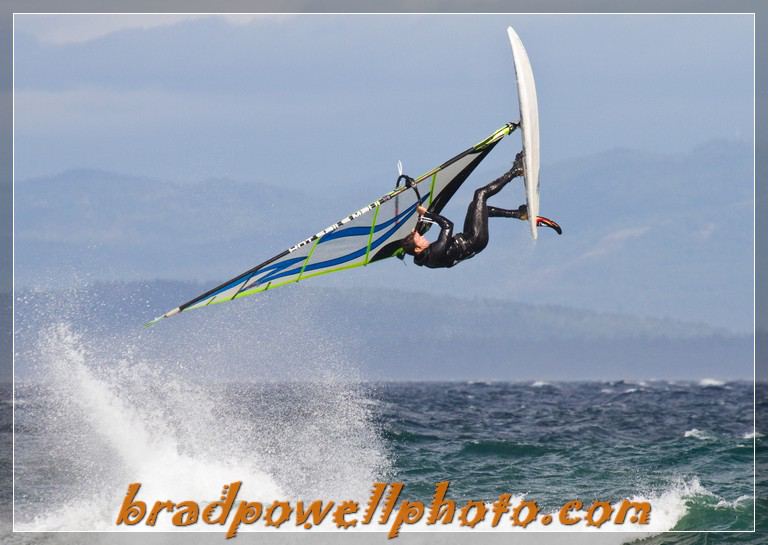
[411,206,453,266]
[421,210,453,249]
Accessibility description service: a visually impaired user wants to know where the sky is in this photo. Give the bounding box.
[12,14,755,335]
[14,14,753,184]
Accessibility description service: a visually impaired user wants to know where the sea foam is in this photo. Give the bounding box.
[15,322,389,531]
[684,428,713,440]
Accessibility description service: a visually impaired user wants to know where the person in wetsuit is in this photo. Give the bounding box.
[400,153,561,268]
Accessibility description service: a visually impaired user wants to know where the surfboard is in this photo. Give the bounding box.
[507,26,540,240]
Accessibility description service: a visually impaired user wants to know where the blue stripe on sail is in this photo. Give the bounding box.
[201,255,306,301]
[320,225,372,241]
[258,204,420,284]
[320,200,420,242]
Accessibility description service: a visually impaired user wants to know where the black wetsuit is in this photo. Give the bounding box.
[414,169,521,269]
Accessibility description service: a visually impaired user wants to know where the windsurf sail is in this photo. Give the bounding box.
[146,122,518,326]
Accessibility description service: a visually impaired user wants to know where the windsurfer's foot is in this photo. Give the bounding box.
[510,151,525,177]
[536,215,562,235]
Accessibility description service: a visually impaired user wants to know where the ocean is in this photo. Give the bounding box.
[5,323,763,543]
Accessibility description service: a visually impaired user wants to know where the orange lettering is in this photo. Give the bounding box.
[426,481,455,525]
[379,482,404,524]
[458,500,486,528]
[388,500,424,539]
[512,500,539,528]
[264,501,292,528]
[614,499,651,524]
[362,483,387,524]
[202,482,241,525]
[559,500,582,525]
[585,501,613,528]
[295,500,334,529]
[146,501,174,526]
[491,493,512,527]
[172,501,199,526]
[225,501,262,539]
[333,500,359,529]
[115,483,146,526]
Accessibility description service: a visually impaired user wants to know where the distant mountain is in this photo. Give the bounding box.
[457,139,754,332]
[543,138,752,232]
[14,168,333,283]
[12,281,753,382]
[13,138,754,333]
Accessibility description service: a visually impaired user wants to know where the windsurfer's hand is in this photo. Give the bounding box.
[416,206,427,216]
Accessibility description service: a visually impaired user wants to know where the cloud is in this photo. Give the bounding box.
[582,226,651,259]
[14,14,280,45]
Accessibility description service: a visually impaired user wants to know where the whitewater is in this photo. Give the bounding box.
[9,319,758,543]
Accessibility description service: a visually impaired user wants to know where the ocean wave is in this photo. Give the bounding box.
[15,322,389,531]
[406,476,709,534]
[683,428,713,440]
[714,495,753,510]
[460,439,556,457]
[698,378,726,387]
[383,429,440,443]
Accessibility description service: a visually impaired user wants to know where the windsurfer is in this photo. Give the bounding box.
[400,152,561,268]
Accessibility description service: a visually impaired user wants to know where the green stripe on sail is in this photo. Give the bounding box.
[232,260,368,301]
[240,263,367,298]
[297,236,322,281]
[428,172,438,206]
[240,277,295,296]
[300,262,365,281]
[364,205,381,264]
[172,241,385,313]
[473,123,514,151]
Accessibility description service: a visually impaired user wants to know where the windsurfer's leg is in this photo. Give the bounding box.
[460,188,492,252]
[480,169,517,198]
[460,157,525,252]
[488,205,524,219]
